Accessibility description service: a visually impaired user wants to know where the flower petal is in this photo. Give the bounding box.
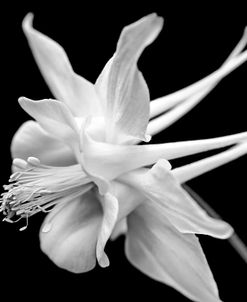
[18,97,80,155]
[95,13,163,143]
[40,191,102,273]
[125,202,222,302]
[96,192,119,267]
[122,160,233,239]
[22,13,101,117]
[11,120,76,166]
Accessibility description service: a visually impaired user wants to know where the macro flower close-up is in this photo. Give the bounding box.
[1,9,247,302]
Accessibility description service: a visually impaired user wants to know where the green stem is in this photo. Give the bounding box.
[183,184,247,264]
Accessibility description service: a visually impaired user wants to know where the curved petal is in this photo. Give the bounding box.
[95,13,163,143]
[121,160,233,239]
[19,97,80,155]
[96,192,119,267]
[22,13,102,117]
[11,120,76,166]
[40,191,102,273]
[125,202,222,302]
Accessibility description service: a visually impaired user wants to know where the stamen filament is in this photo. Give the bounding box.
[0,158,92,225]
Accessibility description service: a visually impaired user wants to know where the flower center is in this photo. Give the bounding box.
[0,157,92,230]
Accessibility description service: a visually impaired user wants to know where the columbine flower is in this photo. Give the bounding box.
[1,12,247,302]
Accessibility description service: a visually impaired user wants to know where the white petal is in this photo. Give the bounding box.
[18,97,80,155]
[95,13,163,143]
[125,202,222,302]
[93,180,143,265]
[96,193,119,267]
[173,142,247,183]
[88,179,142,266]
[11,120,76,166]
[40,192,102,273]
[121,160,233,239]
[22,13,101,117]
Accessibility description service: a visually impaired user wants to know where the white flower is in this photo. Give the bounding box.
[1,13,247,302]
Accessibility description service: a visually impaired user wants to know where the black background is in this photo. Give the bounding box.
[0,2,246,301]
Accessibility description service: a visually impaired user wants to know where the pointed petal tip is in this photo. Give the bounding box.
[98,253,110,268]
[153,158,172,171]
[144,12,164,27]
[221,224,234,239]
[144,133,152,143]
[18,97,37,109]
[18,96,31,109]
[140,12,164,37]
[18,96,27,104]
[22,12,34,31]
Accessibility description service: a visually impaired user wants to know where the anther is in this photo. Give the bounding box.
[19,215,29,231]
[12,158,27,170]
[27,157,41,166]
[42,222,52,233]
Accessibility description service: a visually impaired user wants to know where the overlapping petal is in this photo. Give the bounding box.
[95,13,163,143]
[40,191,102,273]
[122,160,233,239]
[11,120,76,166]
[22,13,102,117]
[18,97,81,155]
[96,192,119,267]
[125,202,222,302]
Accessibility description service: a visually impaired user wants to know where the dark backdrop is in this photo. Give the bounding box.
[0,2,246,301]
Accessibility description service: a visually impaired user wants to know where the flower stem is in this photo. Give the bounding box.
[183,184,247,264]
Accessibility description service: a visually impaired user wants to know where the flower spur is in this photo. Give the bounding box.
[1,13,247,302]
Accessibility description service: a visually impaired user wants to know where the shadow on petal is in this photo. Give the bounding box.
[11,120,76,166]
[40,191,102,273]
[125,202,222,302]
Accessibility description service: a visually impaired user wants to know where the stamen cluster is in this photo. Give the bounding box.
[0,157,91,229]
